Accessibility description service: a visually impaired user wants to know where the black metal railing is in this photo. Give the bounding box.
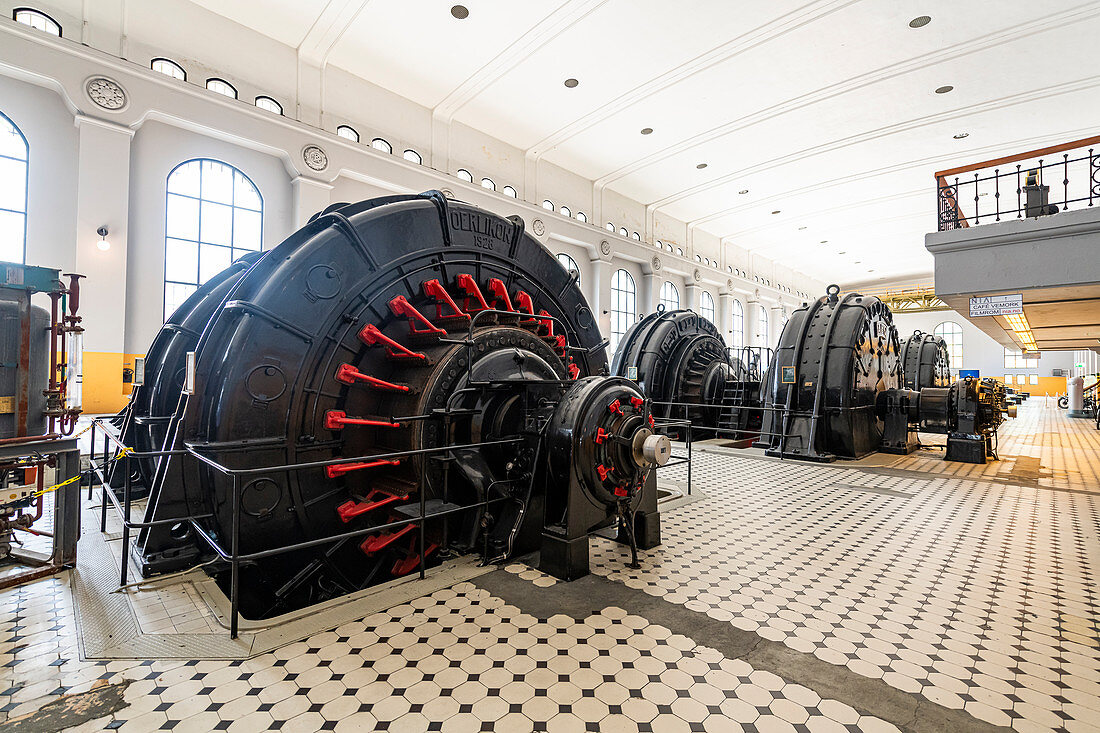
[935,135,1100,231]
[86,308,695,640]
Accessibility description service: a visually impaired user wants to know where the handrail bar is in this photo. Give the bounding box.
[933,134,1100,179]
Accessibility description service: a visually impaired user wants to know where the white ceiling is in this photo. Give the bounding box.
[186,0,1100,285]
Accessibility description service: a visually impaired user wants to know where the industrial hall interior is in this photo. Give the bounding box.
[2,1,1100,732]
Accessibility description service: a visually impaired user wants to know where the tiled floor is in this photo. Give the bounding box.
[0,401,1097,732]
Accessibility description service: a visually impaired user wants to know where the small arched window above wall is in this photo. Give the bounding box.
[618,227,628,237]
[575,212,587,222]
[606,222,615,232]
[700,291,715,324]
[631,232,640,241]
[206,78,238,99]
[560,205,571,218]
[934,321,963,371]
[255,96,282,115]
[501,186,517,198]
[0,110,29,263]
[456,169,473,183]
[556,253,580,284]
[151,58,186,81]
[542,200,554,211]
[403,149,422,164]
[337,125,360,142]
[481,177,496,191]
[164,159,263,320]
[13,8,60,35]
[659,281,679,312]
[371,138,392,154]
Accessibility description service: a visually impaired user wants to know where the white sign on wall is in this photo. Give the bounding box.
[969,294,1023,317]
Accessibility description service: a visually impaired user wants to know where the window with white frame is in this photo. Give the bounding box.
[556,253,580,284]
[151,58,186,80]
[560,205,571,218]
[730,299,744,350]
[337,125,359,142]
[542,200,554,211]
[206,78,237,98]
[403,149,422,164]
[1003,347,1039,369]
[575,212,587,222]
[501,185,517,198]
[610,269,636,354]
[371,138,392,154]
[14,7,60,35]
[255,96,282,114]
[618,227,628,237]
[456,169,473,183]
[606,222,615,231]
[756,305,769,347]
[164,159,262,319]
[700,291,715,324]
[481,178,495,191]
[934,321,963,371]
[659,281,679,312]
[0,111,28,263]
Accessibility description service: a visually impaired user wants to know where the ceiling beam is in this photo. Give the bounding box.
[430,0,608,172]
[596,2,1100,199]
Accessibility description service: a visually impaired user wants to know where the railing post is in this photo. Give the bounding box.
[686,423,692,496]
[120,454,131,586]
[230,473,241,639]
[87,421,95,500]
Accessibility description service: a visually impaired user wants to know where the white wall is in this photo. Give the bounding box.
[892,310,1076,381]
[0,13,826,410]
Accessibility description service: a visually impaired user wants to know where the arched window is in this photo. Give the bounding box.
[656,240,664,249]
[610,269,636,354]
[618,227,628,237]
[659,281,679,311]
[730,299,744,350]
[694,254,702,263]
[542,200,554,211]
[676,247,684,257]
[756,305,769,347]
[456,169,473,183]
[403,149,422,165]
[606,222,615,232]
[206,78,237,99]
[560,205,571,218]
[0,111,29,263]
[934,321,963,370]
[164,159,263,319]
[255,96,282,114]
[151,58,186,81]
[575,212,587,223]
[337,125,359,142]
[556,253,580,284]
[13,8,60,35]
[700,291,715,324]
[501,185,517,198]
[631,232,640,241]
[371,138,392,154]
[481,177,496,191]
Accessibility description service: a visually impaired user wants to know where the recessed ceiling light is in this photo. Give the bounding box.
[450,5,469,19]
[798,226,807,231]
[820,240,828,244]
[564,78,579,88]
[854,260,861,264]
[640,127,653,135]
[738,189,749,195]
[908,15,931,28]
[838,251,846,254]
[935,85,954,94]
[696,163,708,169]
[953,132,969,139]
[771,210,781,215]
